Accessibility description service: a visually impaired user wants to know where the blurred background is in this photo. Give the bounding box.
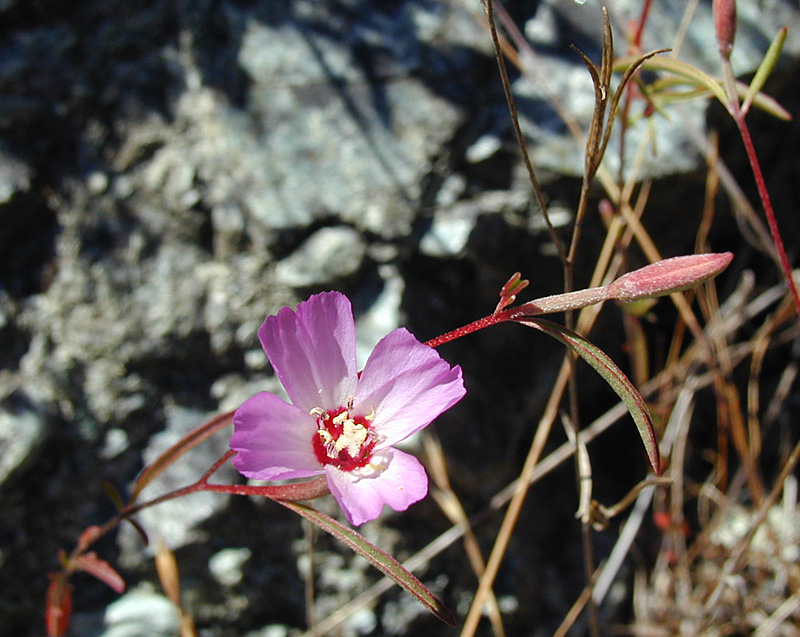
[2,1,800,635]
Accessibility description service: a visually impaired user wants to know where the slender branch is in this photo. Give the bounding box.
[716,30,799,320]
[733,112,800,318]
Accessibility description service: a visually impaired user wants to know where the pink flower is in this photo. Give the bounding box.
[230,291,466,526]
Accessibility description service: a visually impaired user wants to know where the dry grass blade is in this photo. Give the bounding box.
[594,381,697,607]
[155,541,197,637]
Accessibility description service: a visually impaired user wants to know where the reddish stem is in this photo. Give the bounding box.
[424,311,511,348]
[633,0,654,50]
[201,476,330,501]
[422,302,552,348]
[734,116,800,318]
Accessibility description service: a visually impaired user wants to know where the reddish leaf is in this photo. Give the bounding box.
[76,526,103,552]
[100,480,127,511]
[73,552,126,593]
[45,573,73,637]
[126,516,150,546]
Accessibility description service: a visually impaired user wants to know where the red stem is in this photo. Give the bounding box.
[423,302,547,348]
[424,311,510,348]
[633,0,653,49]
[201,476,330,501]
[68,454,330,563]
[735,116,800,318]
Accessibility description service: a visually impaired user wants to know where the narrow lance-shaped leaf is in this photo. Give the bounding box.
[743,27,787,114]
[615,55,729,107]
[515,318,661,474]
[645,72,790,121]
[71,552,126,594]
[739,83,792,121]
[279,500,456,627]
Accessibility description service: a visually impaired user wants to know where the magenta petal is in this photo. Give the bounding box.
[230,391,322,480]
[259,292,358,412]
[353,328,465,446]
[324,449,428,526]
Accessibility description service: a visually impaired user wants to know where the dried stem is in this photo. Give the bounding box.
[478,0,566,265]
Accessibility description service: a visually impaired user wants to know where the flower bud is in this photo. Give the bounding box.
[607,253,733,301]
[713,0,737,59]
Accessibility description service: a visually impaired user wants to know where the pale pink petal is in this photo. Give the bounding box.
[230,391,322,480]
[324,449,428,526]
[259,291,358,412]
[352,328,465,447]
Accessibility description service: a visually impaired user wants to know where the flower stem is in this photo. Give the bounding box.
[720,56,800,319]
[424,313,508,348]
[734,109,800,318]
[67,455,330,565]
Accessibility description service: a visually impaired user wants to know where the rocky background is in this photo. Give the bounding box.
[2,1,800,635]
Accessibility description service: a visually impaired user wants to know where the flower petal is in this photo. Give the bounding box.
[353,328,465,446]
[230,391,322,480]
[325,449,428,526]
[259,291,358,412]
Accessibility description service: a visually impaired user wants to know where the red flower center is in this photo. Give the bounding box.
[311,407,376,471]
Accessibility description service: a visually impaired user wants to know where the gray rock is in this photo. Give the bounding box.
[242,626,291,637]
[355,264,405,367]
[0,145,30,204]
[0,394,47,486]
[209,547,252,588]
[233,12,465,238]
[100,586,180,637]
[274,226,366,287]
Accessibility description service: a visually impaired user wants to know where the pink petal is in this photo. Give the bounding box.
[259,292,358,413]
[230,391,322,480]
[324,449,428,526]
[353,328,465,446]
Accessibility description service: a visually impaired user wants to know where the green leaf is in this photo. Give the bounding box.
[515,318,661,474]
[131,410,235,502]
[615,53,790,121]
[743,27,787,114]
[647,76,715,101]
[279,500,456,626]
[614,55,728,107]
